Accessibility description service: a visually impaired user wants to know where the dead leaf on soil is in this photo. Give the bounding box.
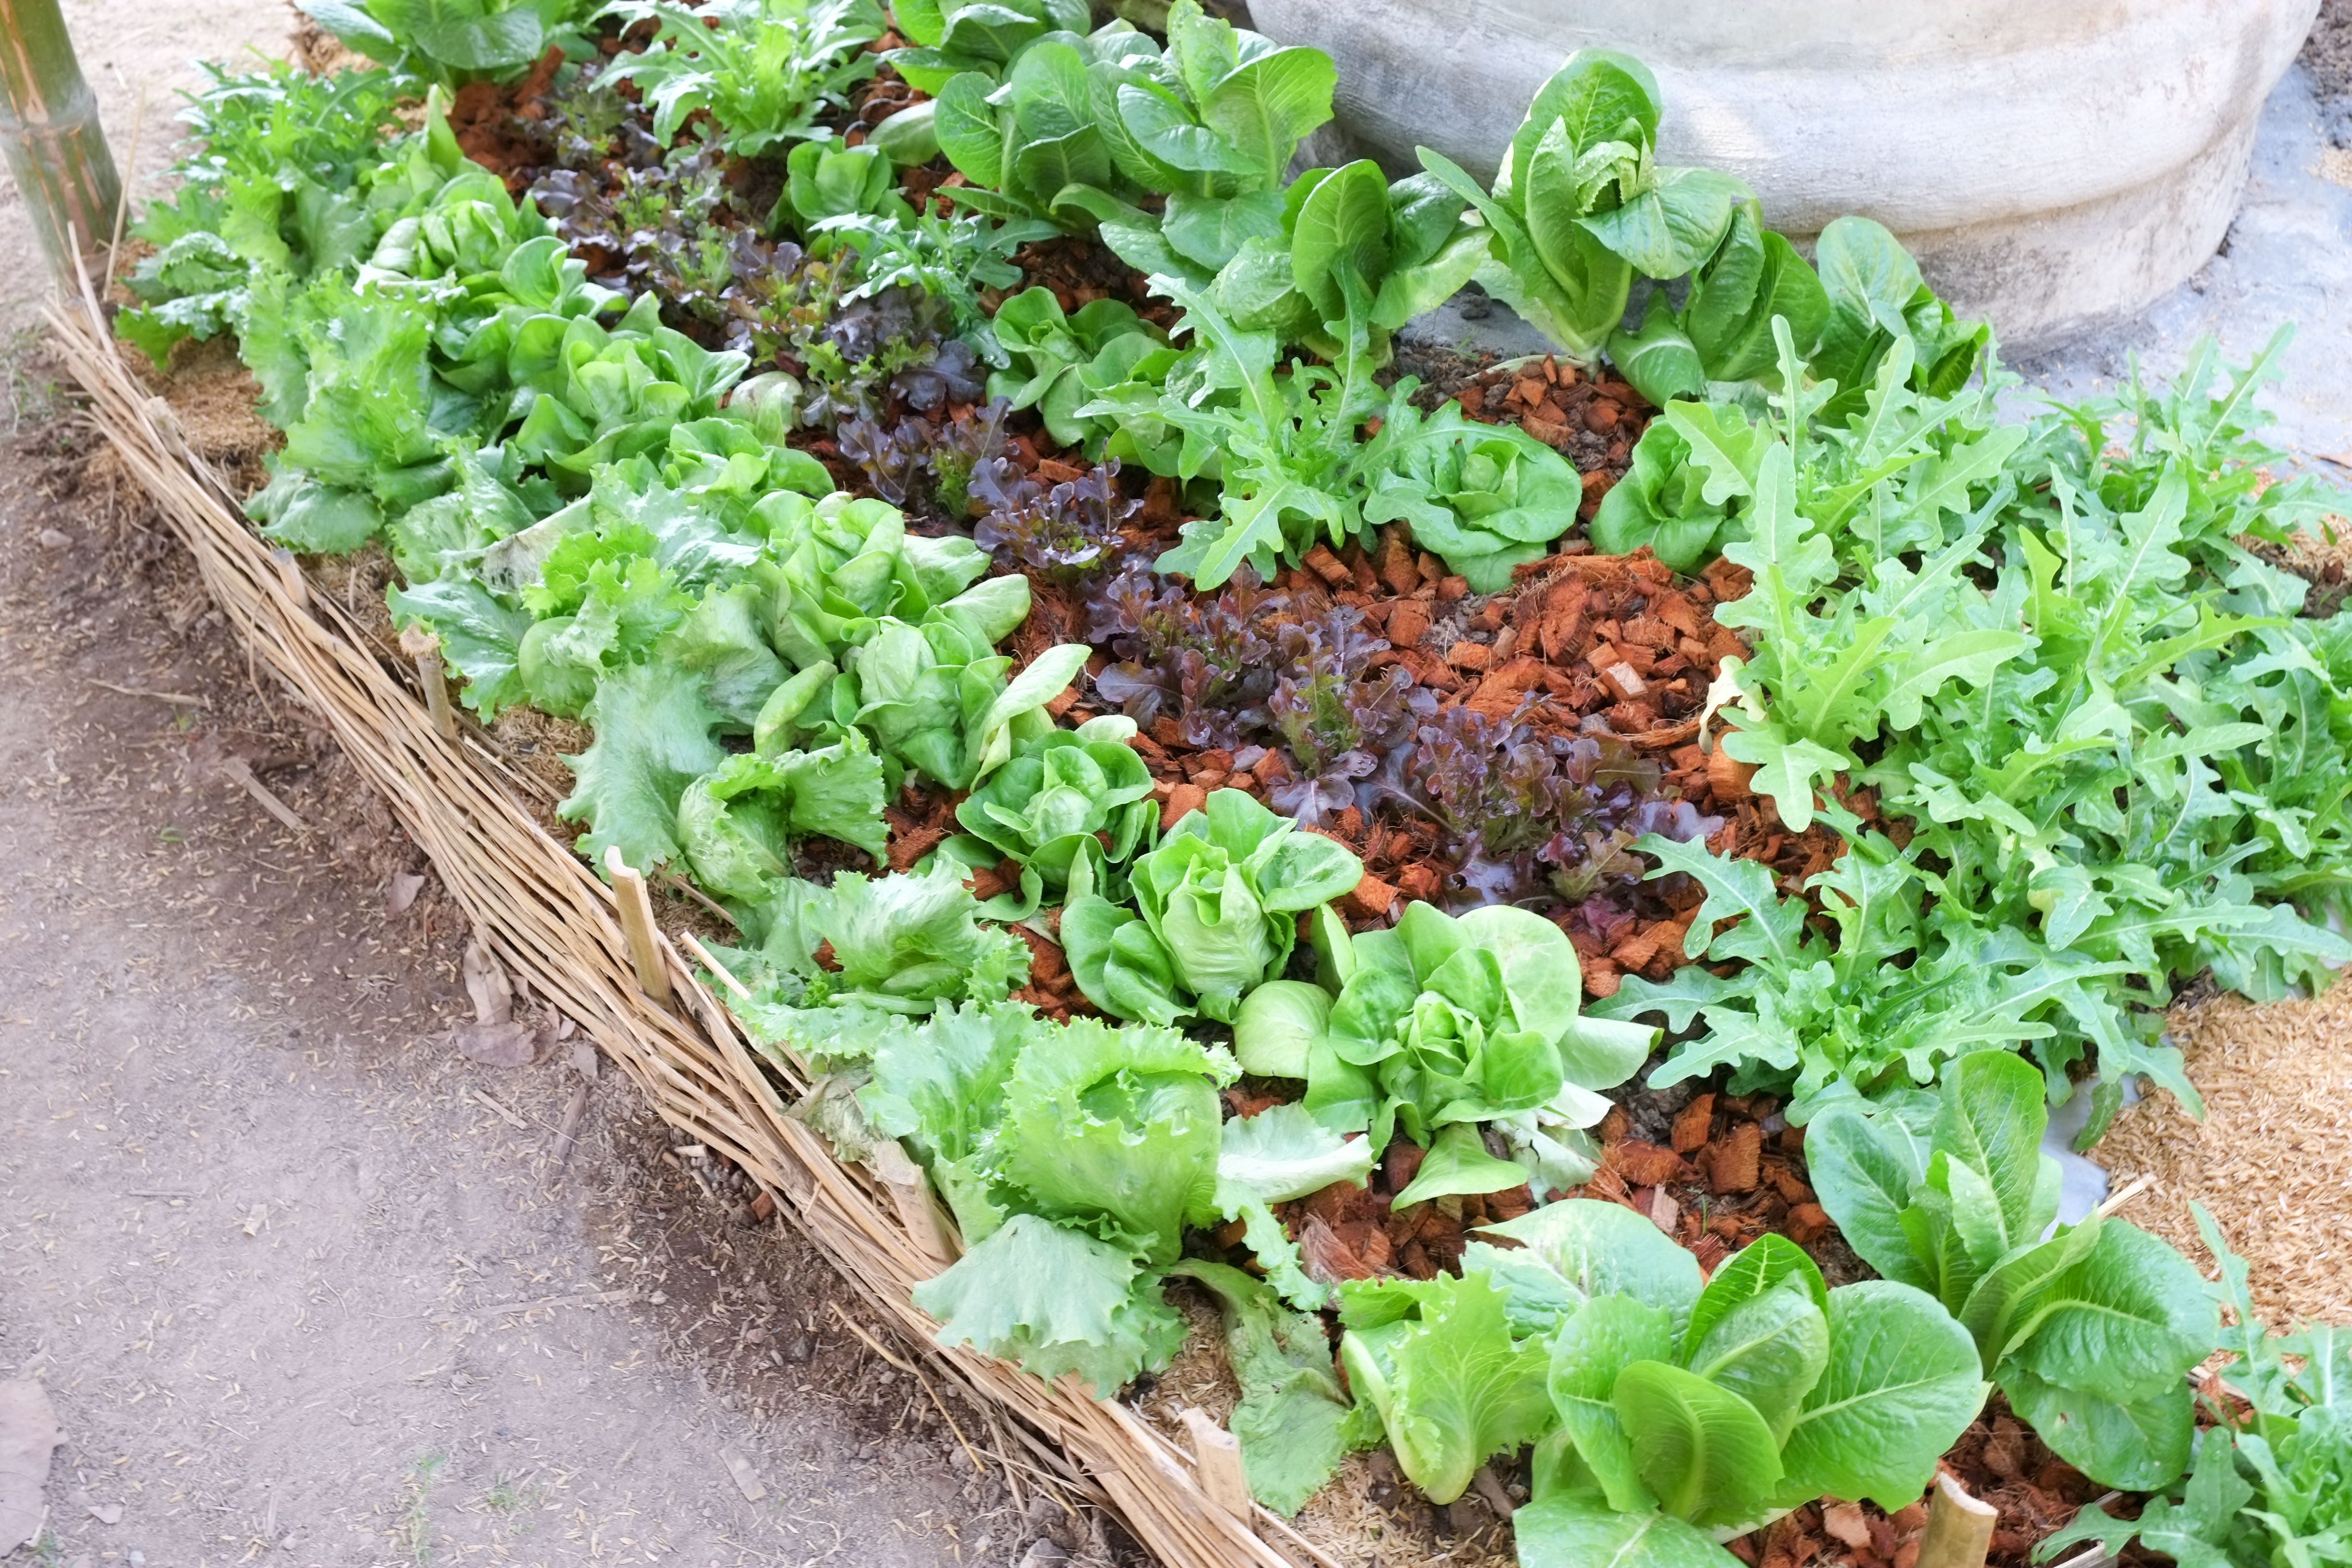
[454,1019,540,1067]
[462,938,513,1026]
[385,871,426,914]
[0,1378,61,1553]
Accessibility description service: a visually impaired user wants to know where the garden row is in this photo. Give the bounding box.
[113,0,2352,1564]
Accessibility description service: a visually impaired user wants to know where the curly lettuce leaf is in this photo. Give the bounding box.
[911,1213,1183,1396]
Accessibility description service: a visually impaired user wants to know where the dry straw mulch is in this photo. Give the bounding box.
[2099,983,2352,1326]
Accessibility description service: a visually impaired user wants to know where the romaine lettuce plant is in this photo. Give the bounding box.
[2035,1205,2352,1568]
[1803,1051,2217,1490]
[1510,1234,1981,1563]
[1061,787,1362,1025]
[1416,50,1750,361]
[884,0,1092,94]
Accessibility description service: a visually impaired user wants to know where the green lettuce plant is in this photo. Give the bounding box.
[2035,1206,2352,1568]
[1509,1233,1981,1564]
[1803,1051,2217,1490]
[842,614,1091,791]
[943,714,1159,916]
[1165,1260,1377,1515]
[1358,392,1586,592]
[116,61,408,367]
[774,135,909,235]
[1295,900,1657,1157]
[674,735,890,907]
[1415,50,1750,361]
[297,0,598,89]
[907,1014,1238,1391]
[1061,787,1362,1025]
[884,0,1093,94]
[753,859,1031,1013]
[600,0,887,157]
[985,288,1167,450]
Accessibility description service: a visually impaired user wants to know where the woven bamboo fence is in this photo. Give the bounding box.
[47,278,1330,1568]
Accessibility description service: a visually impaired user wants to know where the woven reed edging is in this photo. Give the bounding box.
[47,292,1327,1568]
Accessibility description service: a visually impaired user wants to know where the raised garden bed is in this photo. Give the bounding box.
[75,4,2352,1567]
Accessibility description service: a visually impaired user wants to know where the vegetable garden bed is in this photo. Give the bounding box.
[71,3,2352,1566]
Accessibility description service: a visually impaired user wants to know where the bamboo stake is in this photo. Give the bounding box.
[0,0,122,292]
[602,845,674,1007]
[1917,1472,1998,1568]
[399,625,457,741]
[1178,1410,1253,1526]
[869,1139,958,1274]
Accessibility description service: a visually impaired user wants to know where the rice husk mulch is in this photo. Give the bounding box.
[2097,982,2352,1326]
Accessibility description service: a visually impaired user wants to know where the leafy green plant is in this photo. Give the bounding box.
[985,287,1166,449]
[885,0,1093,94]
[905,1012,1238,1390]
[1291,900,1656,1157]
[2035,1205,2352,1568]
[1804,1051,2217,1489]
[297,0,596,89]
[774,135,909,235]
[600,0,887,157]
[943,714,1159,915]
[117,61,408,366]
[1166,1259,1378,1515]
[1507,1237,1981,1565]
[1061,787,1362,1025]
[1358,392,1586,591]
[927,0,1333,248]
[1416,50,1749,361]
[1604,211,1985,414]
[675,735,890,905]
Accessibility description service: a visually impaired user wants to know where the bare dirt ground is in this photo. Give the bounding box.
[0,382,1076,1566]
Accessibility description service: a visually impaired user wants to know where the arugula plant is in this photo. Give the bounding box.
[297,0,596,89]
[600,0,887,157]
[2035,1205,2352,1568]
[1804,1051,2217,1490]
[1061,787,1362,1025]
[1416,50,1750,361]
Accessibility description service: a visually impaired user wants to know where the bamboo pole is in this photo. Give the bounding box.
[0,0,123,291]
